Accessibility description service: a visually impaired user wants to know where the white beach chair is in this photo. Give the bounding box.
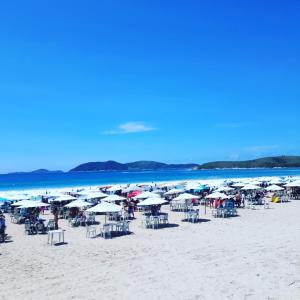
[86,225,97,238]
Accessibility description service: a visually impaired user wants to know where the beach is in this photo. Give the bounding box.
[1,196,300,300]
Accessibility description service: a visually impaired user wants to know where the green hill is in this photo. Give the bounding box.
[198,156,300,169]
[69,160,198,172]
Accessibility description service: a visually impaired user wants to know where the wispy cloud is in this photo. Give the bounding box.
[103,122,156,135]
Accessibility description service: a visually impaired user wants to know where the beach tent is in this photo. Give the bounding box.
[216,186,234,192]
[102,194,126,202]
[173,193,199,201]
[127,191,141,198]
[106,186,123,193]
[133,191,158,199]
[164,188,185,196]
[84,191,108,199]
[206,192,228,199]
[137,197,168,206]
[231,183,245,188]
[86,202,122,222]
[284,181,300,187]
[53,195,77,202]
[241,184,261,190]
[122,185,143,193]
[64,199,92,208]
[11,200,36,206]
[18,201,50,209]
[265,185,284,191]
[5,194,30,201]
[86,202,122,213]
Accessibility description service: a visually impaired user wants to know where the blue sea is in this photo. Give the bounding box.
[0,168,300,191]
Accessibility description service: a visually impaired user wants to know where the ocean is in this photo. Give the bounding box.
[1,168,300,191]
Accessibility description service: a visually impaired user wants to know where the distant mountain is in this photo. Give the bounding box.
[9,169,64,175]
[198,156,300,169]
[69,160,198,172]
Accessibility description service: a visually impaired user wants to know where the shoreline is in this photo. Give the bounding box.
[0,174,299,194]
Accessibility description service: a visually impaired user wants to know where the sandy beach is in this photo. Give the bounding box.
[1,199,300,300]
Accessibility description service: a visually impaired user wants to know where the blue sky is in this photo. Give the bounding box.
[0,0,300,172]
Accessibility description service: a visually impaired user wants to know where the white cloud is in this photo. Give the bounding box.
[103,122,156,135]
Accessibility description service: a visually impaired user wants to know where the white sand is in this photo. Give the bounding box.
[1,201,300,300]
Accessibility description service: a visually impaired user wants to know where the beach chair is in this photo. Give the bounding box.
[123,220,130,234]
[150,216,159,229]
[100,224,112,239]
[191,209,199,223]
[36,222,46,234]
[159,214,169,225]
[46,219,55,231]
[141,215,150,228]
[85,225,97,238]
[24,220,34,235]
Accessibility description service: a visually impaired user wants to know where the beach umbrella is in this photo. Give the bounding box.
[6,194,30,201]
[127,191,141,198]
[106,185,123,192]
[269,178,283,185]
[11,200,35,206]
[232,183,245,188]
[86,202,122,213]
[19,201,50,208]
[164,188,185,196]
[103,194,126,202]
[28,191,46,197]
[241,184,261,190]
[216,186,234,192]
[53,195,77,202]
[265,185,284,191]
[134,191,161,199]
[284,181,300,187]
[137,197,168,206]
[173,193,200,201]
[122,185,143,193]
[64,199,92,208]
[205,192,228,199]
[84,191,108,199]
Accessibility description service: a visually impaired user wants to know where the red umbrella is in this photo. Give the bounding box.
[128,191,141,198]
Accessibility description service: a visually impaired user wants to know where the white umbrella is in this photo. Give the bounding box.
[6,194,30,201]
[19,201,50,208]
[164,188,185,196]
[284,181,300,187]
[269,178,283,185]
[64,199,92,208]
[137,197,167,206]
[173,193,199,201]
[102,194,126,202]
[86,202,122,213]
[241,184,261,190]
[134,191,160,199]
[231,183,245,188]
[11,200,34,206]
[206,192,228,199]
[122,185,143,193]
[106,186,123,192]
[85,191,108,199]
[265,185,284,191]
[216,186,234,192]
[53,195,77,202]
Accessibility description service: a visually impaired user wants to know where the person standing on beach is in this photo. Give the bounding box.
[52,205,59,230]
